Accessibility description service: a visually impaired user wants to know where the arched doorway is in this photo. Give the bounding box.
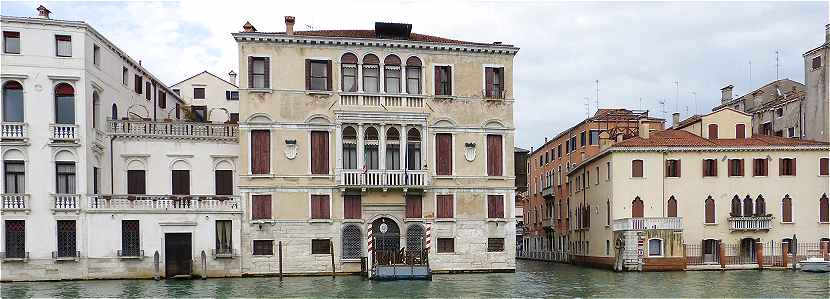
[372,217,400,265]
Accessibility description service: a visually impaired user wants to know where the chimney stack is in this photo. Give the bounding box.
[36,5,51,19]
[721,84,734,104]
[242,21,257,33]
[638,119,650,139]
[285,16,296,35]
[672,112,680,129]
[228,70,237,85]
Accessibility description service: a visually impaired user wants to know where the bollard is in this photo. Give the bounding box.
[154,250,160,280]
[278,241,283,281]
[782,242,789,269]
[821,240,829,261]
[330,240,336,279]
[201,250,207,280]
[718,242,726,269]
[755,242,764,270]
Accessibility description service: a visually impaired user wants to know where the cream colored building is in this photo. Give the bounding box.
[566,108,829,271]
[170,71,240,124]
[233,18,519,275]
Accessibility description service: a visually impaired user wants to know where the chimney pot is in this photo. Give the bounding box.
[228,70,237,85]
[36,5,51,19]
[721,84,734,104]
[242,21,257,33]
[672,112,680,129]
[285,16,296,35]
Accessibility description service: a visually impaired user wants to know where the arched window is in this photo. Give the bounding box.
[406,128,421,170]
[820,194,829,223]
[755,195,766,216]
[667,196,678,217]
[731,195,741,217]
[782,195,793,223]
[385,127,400,170]
[406,224,425,258]
[362,54,380,93]
[383,55,401,93]
[111,103,118,120]
[364,127,379,170]
[632,196,644,218]
[54,83,75,124]
[341,224,362,259]
[743,195,753,217]
[342,126,357,169]
[705,196,715,224]
[2,81,24,122]
[341,53,358,92]
[405,56,422,94]
[92,91,100,129]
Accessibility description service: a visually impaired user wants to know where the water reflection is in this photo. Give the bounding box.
[1,260,828,298]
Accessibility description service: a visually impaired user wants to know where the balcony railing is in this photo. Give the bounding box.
[1,194,29,212]
[1,122,27,140]
[87,195,241,212]
[50,124,79,142]
[108,120,238,141]
[339,93,425,108]
[541,186,554,199]
[728,216,773,231]
[612,217,683,231]
[340,169,428,188]
[51,194,80,211]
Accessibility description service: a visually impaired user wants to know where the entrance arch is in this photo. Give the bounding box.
[372,217,400,253]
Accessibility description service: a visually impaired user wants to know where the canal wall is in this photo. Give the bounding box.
[1,257,241,282]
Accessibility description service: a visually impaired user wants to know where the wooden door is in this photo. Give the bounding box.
[165,233,192,278]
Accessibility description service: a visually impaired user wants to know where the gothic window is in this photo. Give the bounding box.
[743,195,753,216]
[341,53,358,92]
[364,127,379,170]
[755,195,766,216]
[667,196,678,217]
[731,195,741,217]
[704,196,715,224]
[782,195,793,223]
[632,196,644,218]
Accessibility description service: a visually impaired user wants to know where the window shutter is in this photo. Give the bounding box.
[436,133,452,175]
[713,160,718,176]
[791,158,796,175]
[821,158,829,175]
[676,160,682,177]
[485,67,494,97]
[708,124,718,139]
[247,57,254,88]
[252,195,271,220]
[311,131,329,174]
[434,66,440,95]
[498,68,505,97]
[215,170,233,195]
[736,124,745,139]
[665,160,671,177]
[446,66,452,95]
[488,195,504,218]
[739,159,745,176]
[406,195,422,218]
[779,158,784,176]
[326,61,333,91]
[702,160,707,176]
[344,195,361,219]
[251,130,270,174]
[783,198,792,222]
[487,135,503,176]
[305,59,311,90]
[263,58,270,89]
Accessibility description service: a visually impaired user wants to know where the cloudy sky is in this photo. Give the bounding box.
[2,1,827,149]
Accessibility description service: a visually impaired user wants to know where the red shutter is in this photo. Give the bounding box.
[406,195,422,218]
[487,135,503,176]
[485,67,494,97]
[434,66,441,95]
[736,124,746,139]
[488,195,504,218]
[252,195,271,220]
[779,158,784,176]
[676,160,682,177]
[437,195,453,218]
[446,66,452,95]
[311,131,329,174]
[436,133,452,175]
[821,158,829,176]
[344,195,361,219]
[708,124,718,139]
[251,130,270,174]
[263,58,270,89]
[783,198,792,222]
[248,57,254,88]
[632,198,644,218]
[305,59,311,90]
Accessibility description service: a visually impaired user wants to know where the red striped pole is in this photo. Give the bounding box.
[367,224,374,254]
[425,223,431,251]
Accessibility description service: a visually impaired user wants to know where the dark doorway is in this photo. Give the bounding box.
[703,239,719,264]
[372,217,400,265]
[165,233,192,278]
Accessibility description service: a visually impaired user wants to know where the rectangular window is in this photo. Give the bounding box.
[3,31,20,54]
[436,195,454,218]
[728,159,744,177]
[343,143,357,169]
[666,160,681,178]
[487,238,505,252]
[4,161,24,193]
[363,64,379,93]
[589,130,599,145]
[406,66,421,94]
[437,238,454,253]
[93,167,99,194]
[229,113,239,124]
[311,131,329,174]
[703,159,718,177]
[435,133,452,175]
[56,220,76,258]
[191,105,206,122]
[820,158,829,176]
[215,169,233,195]
[708,124,718,139]
[134,75,142,94]
[223,91,238,101]
[251,195,271,220]
[252,240,273,255]
[484,67,504,98]
[788,127,796,138]
[631,160,643,178]
[93,44,100,66]
[55,162,76,194]
[386,144,400,170]
[121,220,140,257]
[145,82,151,100]
[342,63,358,92]
[311,239,331,254]
[215,220,232,254]
[344,195,361,219]
[384,64,401,93]
[488,195,505,218]
[753,158,768,176]
[192,87,205,100]
[580,131,586,147]
[557,144,562,158]
[251,130,270,174]
[779,158,796,176]
[126,170,146,195]
[435,66,452,96]
[311,195,330,219]
[4,220,25,258]
[55,35,71,57]
[487,134,503,176]
[158,91,166,109]
[406,195,422,218]
[736,124,746,139]
[171,170,190,195]
[248,57,270,89]
[813,56,822,70]
[606,162,611,180]
[776,108,784,117]
[761,122,772,135]
[306,60,331,91]
[122,67,128,85]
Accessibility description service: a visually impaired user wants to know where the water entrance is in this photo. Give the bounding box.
[164,233,192,278]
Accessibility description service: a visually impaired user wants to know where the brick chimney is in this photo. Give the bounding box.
[721,85,734,104]
[228,71,237,85]
[285,16,296,35]
[672,112,680,129]
[37,5,51,19]
[242,21,256,33]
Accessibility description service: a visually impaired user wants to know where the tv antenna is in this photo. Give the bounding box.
[673,81,679,112]
[595,80,600,113]
[691,91,698,115]
[658,99,667,119]
[775,50,780,80]
[748,60,752,86]
[584,97,590,118]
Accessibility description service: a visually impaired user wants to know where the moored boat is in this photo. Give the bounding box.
[800,257,830,273]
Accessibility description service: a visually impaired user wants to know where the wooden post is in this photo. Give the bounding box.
[154,250,160,280]
[278,241,283,281]
[718,241,726,269]
[782,242,789,269]
[755,242,764,270]
[821,240,829,261]
[330,240,336,278]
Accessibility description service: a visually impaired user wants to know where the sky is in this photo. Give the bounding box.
[1,0,827,149]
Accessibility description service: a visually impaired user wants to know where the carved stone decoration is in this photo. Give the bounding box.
[284,139,298,160]
[464,142,476,162]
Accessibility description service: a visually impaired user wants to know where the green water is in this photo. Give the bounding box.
[2,260,828,298]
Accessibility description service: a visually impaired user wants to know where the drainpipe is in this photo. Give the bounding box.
[109,135,116,194]
[662,150,666,217]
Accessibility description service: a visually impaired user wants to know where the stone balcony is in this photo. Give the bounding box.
[50,124,79,142]
[51,194,81,213]
[339,169,428,190]
[1,122,28,142]
[541,186,555,199]
[107,119,238,142]
[338,93,425,109]
[612,217,683,231]
[87,194,241,212]
[1,194,30,213]
[728,216,773,231]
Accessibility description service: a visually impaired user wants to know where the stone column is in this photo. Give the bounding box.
[379,124,386,171]
[401,124,407,170]
[357,123,364,171]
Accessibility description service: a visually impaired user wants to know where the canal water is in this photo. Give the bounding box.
[2,260,828,298]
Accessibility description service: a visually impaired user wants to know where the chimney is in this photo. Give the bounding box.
[638,119,650,139]
[544,137,548,143]
[285,16,296,35]
[228,70,237,85]
[36,5,51,19]
[672,112,680,129]
[721,84,734,103]
[242,21,257,33]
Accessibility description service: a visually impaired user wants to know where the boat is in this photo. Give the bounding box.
[800,257,830,273]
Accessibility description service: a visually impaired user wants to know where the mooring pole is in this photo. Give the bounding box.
[278,241,283,280]
[153,250,160,280]
[330,240,336,279]
[201,250,207,279]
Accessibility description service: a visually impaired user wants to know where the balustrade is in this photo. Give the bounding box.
[87,195,241,211]
[728,216,773,231]
[1,122,27,140]
[341,169,427,188]
[612,217,683,231]
[1,194,29,211]
[50,124,79,141]
[108,120,238,141]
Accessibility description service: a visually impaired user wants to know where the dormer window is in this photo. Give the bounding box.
[813,56,822,70]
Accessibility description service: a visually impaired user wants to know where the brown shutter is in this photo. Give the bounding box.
[305,59,311,90]
[437,195,453,218]
[498,68,505,97]
[736,124,746,139]
[251,130,270,174]
[311,195,330,219]
[446,66,452,95]
[488,195,504,218]
[713,160,718,177]
[632,199,644,218]
[791,158,796,175]
[705,198,714,223]
[820,195,829,222]
[708,124,718,139]
[779,158,784,176]
[667,198,677,217]
[783,198,792,222]
[485,67,494,97]
[487,135,503,176]
[677,160,682,177]
[632,160,643,177]
[436,133,452,175]
[325,60,333,91]
[252,195,271,220]
[821,158,829,176]
[406,195,422,218]
[665,160,671,177]
[263,58,270,89]
[172,170,190,195]
[215,170,233,195]
[344,195,361,219]
[739,159,745,176]
[248,57,254,88]
[311,131,329,174]
[434,66,441,95]
[127,170,146,195]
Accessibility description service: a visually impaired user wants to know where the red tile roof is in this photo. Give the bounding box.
[264,30,510,47]
[613,129,829,148]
